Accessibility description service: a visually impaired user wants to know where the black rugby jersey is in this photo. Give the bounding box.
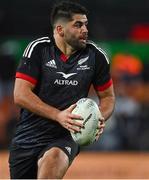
[13,36,112,148]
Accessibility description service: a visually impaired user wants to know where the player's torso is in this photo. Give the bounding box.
[37,43,96,109]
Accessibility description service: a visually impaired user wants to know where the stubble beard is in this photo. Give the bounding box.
[66,37,87,51]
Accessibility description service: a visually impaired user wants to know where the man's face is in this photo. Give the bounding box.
[63,14,88,50]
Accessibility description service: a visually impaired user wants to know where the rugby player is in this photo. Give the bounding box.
[9,1,115,179]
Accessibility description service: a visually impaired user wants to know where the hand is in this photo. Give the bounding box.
[95,116,105,141]
[56,104,84,133]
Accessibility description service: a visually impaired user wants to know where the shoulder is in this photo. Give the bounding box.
[23,36,51,58]
[86,40,109,64]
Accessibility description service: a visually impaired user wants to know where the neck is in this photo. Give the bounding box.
[53,34,76,57]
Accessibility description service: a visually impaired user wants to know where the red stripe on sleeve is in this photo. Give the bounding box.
[94,79,113,91]
[16,72,37,85]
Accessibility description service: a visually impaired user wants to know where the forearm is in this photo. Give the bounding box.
[99,96,115,121]
[96,85,115,121]
[14,89,60,122]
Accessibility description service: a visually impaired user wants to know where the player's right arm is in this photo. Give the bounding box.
[14,76,83,133]
[14,39,83,133]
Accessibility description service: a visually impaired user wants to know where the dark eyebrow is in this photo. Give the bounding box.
[74,20,88,25]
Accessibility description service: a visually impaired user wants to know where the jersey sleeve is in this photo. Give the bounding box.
[15,44,41,85]
[93,48,113,91]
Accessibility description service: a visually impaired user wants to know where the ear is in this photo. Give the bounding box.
[56,25,64,37]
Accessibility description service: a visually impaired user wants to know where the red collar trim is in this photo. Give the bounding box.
[60,54,68,62]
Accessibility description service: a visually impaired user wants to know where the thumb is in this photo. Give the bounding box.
[67,104,77,112]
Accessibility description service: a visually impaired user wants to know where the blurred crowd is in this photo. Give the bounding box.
[86,53,149,151]
[0,39,149,151]
[0,54,18,149]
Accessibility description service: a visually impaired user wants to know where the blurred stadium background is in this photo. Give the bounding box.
[0,0,149,178]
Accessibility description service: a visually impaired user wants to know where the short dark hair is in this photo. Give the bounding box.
[50,1,88,28]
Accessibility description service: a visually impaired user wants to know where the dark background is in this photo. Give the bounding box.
[0,0,149,40]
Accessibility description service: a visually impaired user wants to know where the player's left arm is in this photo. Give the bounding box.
[95,84,115,140]
[91,43,115,119]
[96,84,115,121]
[91,42,115,139]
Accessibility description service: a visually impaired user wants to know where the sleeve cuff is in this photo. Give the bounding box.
[16,72,37,85]
[94,79,113,91]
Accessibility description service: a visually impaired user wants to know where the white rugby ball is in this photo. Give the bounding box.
[71,98,102,146]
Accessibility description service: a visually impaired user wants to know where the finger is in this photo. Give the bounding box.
[99,116,105,122]
[99,128,104,135]
[95,130,103,141]
[73,120,84,128]
[95,135,99,141]
[96,128,104,136]
[98,123,105,129]
[67,104,77,112]
[100,124,105,128]
[68,119,84,128]
[97,122,105,129]
[64,123,76,133]
[67,124,81,133]
[69,113,83,120]
[67,127,75,134]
